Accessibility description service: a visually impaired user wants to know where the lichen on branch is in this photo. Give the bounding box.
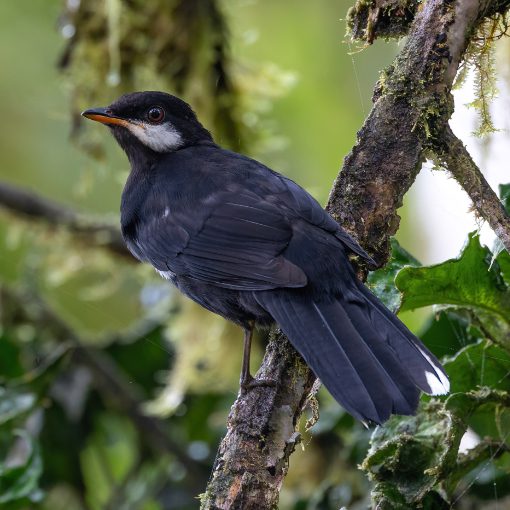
[330,0,510,266]
[436,127,510,253]
[347,0,421,43]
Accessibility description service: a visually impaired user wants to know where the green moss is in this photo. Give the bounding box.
[462,12,510,137]
[347,0,422,43]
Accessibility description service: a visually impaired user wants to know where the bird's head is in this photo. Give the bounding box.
[82,91,213,159]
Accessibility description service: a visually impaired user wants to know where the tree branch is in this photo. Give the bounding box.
[438,126,510,252]
[201,333,315,509]
[203,1,510,508]
[328,0,510,265]
[347,0,421,43]
[0,181,132,259]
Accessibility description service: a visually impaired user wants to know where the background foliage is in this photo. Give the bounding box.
[0,1,509,509]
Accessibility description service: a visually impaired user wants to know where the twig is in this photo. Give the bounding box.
[0,181,132,259]
[438,126,510,252]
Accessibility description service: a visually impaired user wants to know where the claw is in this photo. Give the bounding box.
[240,376,277,394]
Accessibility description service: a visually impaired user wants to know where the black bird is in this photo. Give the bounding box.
[82,91,449,424]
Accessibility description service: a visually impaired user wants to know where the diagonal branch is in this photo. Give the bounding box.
[0,181,131,259]
[328,0,510,265]
[203,1,510,508]
[437,126,510,252]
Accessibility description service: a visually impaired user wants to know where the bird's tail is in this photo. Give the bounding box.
[254,283,449,424]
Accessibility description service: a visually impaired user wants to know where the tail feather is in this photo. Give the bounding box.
[355,283,449,395]
[310,299,420,419]
[254,285,449,424]
[255,291,409,423]
[270,292,384,422]
[337,291,420,413]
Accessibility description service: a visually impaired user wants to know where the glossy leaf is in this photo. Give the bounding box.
[367,238,420,312]
[0,431,44,504]
[0,388,36,426]
[395,233,510,347]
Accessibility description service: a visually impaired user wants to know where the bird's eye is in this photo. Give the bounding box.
[147,107,165,123]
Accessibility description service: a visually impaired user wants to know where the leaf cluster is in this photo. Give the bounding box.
[362,184,510,508]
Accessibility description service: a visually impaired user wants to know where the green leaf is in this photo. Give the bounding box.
[12,344,70,396]
[497,249,510,287]
[81,413,138,510]
[490,183,510,266]
[362,401,453,507]
[368,238,420,312]
[444,341,510,394]
[364,389,510,507]
[494,183,510,286]
[0,388,36,426]
[445,340,510,439]
[0,332,24,381]
[419,310,480,359]
[395,233,510,346]
[0,431,43,504]
[499,183,510,212]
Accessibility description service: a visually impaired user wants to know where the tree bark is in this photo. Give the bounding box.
[202,1,510,508]
[328,0,510,263]
[1,2,509,507]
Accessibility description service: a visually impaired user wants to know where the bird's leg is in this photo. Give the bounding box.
[239,323,276,392]
[240,324,254,387]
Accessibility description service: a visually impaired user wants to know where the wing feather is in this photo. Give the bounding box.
[136,190,307,290]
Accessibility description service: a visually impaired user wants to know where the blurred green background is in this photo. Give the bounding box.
[1,1,509,509]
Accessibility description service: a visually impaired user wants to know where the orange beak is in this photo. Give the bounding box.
[81,107,131,127]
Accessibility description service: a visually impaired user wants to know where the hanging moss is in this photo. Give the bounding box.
[461,12,510,137]
[347,0,422,44]
[348,1,510,138]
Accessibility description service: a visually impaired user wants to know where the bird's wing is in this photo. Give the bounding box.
[136,189,308,290]
[276,175,376,266]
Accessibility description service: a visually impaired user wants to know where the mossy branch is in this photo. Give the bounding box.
[347,0,421,43]
[201,333,315,509]
[437,126,510,252]
[329,0,510,266]
[186,1,510,507]
[0,181,131,259]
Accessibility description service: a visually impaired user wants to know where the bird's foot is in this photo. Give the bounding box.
[239,375,277,394]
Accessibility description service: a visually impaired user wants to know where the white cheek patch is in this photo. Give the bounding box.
[126,121,183,152]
